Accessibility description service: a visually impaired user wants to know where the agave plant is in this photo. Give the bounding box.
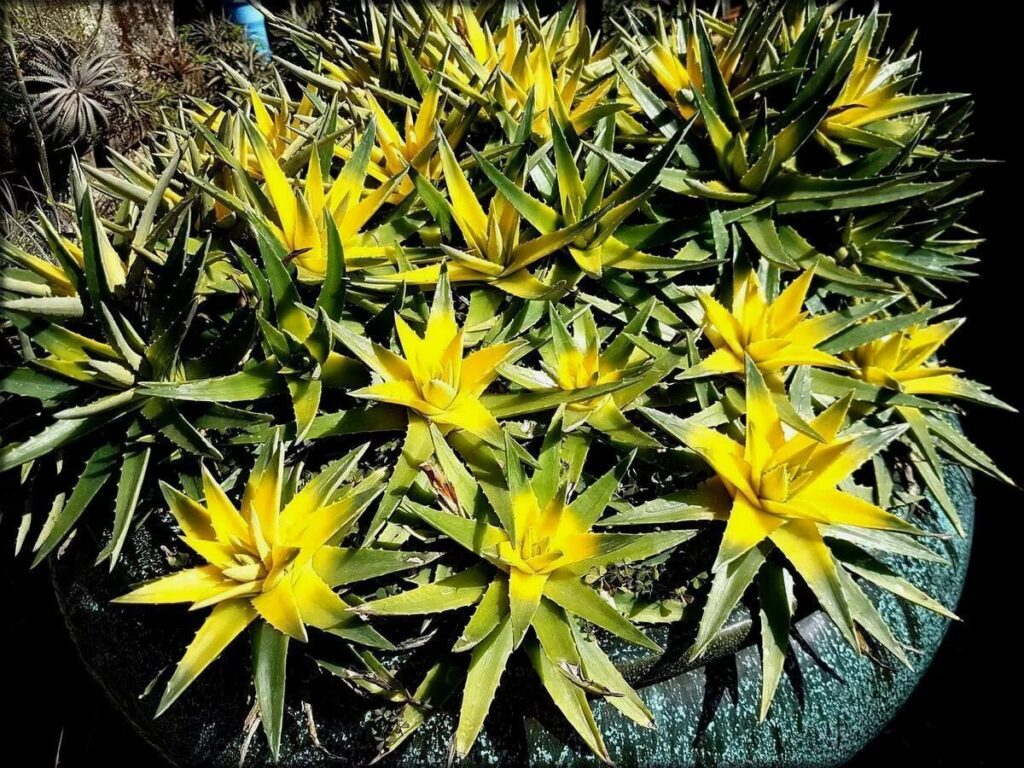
[816,9,966,159]
[136,214,364,443]
[642,357,951,716]
[360,421,692,761]
[0,0,1010,763]
[376,116,608,298]
[114,436,429,757]
[835,313,1013,533]
[200,78,318,179]
[682,268,860,386]
[501,301,677,448]
[0,171,261,567]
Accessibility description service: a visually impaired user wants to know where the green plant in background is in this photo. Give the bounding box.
[177,15,275,104]
[0,0,1012,763]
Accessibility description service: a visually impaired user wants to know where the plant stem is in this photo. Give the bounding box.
[1,5,53,195]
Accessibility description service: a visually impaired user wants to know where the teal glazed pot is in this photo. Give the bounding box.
[52,463,973,767]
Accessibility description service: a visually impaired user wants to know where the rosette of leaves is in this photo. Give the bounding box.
[114,435,433,758]
[818,306,1013,534]
[136,212,366,443]
[22,35,130,147]
[327,268,658,542]
[606,3,979,297]
[640,356,958,718]
[83,80,308,223]
[273,0,615,140]
[360,418,693,762]
[500,301,679,448]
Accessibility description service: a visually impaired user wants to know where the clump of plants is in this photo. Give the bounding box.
[156,17,276,108]
[0,0,1011,763]
[1,31,133,153]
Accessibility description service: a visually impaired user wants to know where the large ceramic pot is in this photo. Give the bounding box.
[52,462,972,767]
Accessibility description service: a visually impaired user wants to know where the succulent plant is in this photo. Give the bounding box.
[112,435,419,757]
[23,37,130,146]
[360,421,692,760]
[0,1,1012,762]
[643,357,941,717]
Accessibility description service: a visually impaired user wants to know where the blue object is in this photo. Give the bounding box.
[224,1,271,58]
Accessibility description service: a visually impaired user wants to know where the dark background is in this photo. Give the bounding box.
[1,1,1019,765]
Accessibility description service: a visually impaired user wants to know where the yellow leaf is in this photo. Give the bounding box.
[292,568,351,630]
[715,494,786,569]
[744,362,785,450]
[683,347,743,378]
[678,425,759,502]
[490,268,558,299]
[190,580,263,610]
[243,446,283,544]
[156,601,257,716]
[181,536,238,569]
[438,133,488,253]
[297,493,365,552]
[161,482,215,540]
[249,88,275,139]
[769,269,814,331]
[354,379,430,413]
[769,519,856,647]
[351,338,413,382]
[789,488,920,533]
[113,566,224,605]
[771,395,851,466]
[435,398,504,446]
[293,191,324,270]
[248,122,297,242]
[364,92,404,167]
[461,342,520,396]
[201,466,250,544]
[338,173,401,240]
[305,150,325,223]
[699,291,745,357]
[252,579,309,642]
[902,373,970,398]
[754,345,851,373]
